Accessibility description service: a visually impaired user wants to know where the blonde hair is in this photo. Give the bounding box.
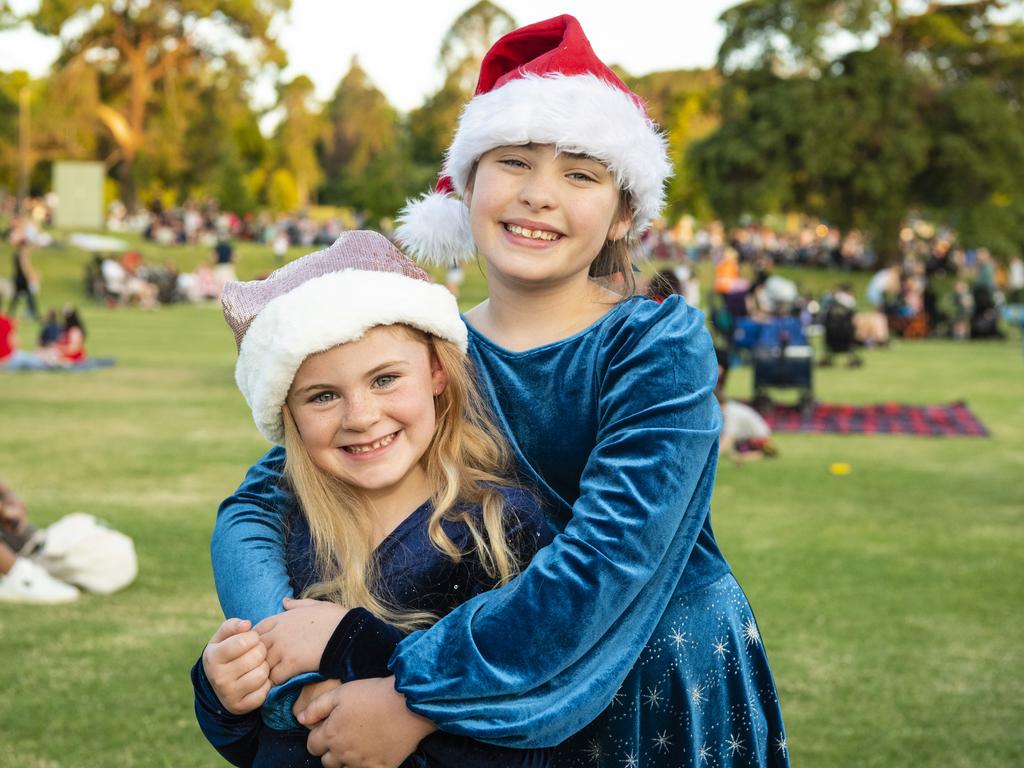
[282,326,523,632]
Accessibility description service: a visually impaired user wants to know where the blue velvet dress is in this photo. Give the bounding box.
[211,295,788,767]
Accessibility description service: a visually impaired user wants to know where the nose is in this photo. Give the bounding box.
[518,168,558,210]
[340,393,380,433]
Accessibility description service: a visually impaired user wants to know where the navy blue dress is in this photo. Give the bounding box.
[194,480,553,767]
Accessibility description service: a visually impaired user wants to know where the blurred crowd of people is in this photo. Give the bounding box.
[106,198,361,255]
[82,241,240,309]
[641,217,1020,352]
[5,190,1021,345]
[642,218,879,271]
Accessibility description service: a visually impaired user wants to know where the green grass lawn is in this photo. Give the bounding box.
[1,235,1022,766]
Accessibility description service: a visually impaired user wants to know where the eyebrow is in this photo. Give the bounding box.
[559,150,602,163]
[291,360,410,396]
[365,359,409,376]
[516,142,600,164]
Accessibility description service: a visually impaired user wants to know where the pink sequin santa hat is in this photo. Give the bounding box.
[222,231,467,445]
[395,14,672,266]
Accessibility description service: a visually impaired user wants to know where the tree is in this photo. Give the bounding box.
[27,0,288,210]
[916,79,1024,256]
[901,2,1024,255]
[35,58,102,164]
[408,1,516,173]
[320,59,416,221]
[625,69,722,221]
[438,1,517,94]
[407,76,465,170]
[0,71,30,193]
[716,0,879,76]
[694,0,1024,262]
[187,62,266,208]
[274,75,325,209]
[0,1,16,29]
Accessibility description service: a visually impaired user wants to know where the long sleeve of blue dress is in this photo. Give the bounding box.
[212,446,295,622]
[388,299,722,747]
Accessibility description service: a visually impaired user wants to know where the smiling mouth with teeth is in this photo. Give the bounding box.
[343,431,398,454]
[504,223,561,241]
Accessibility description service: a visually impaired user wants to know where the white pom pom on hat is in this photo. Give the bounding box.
[395,14,672,267]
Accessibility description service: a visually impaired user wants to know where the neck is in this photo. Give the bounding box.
[469,273,624,351]
[363,466,432,548]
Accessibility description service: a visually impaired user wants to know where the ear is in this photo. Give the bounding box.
[607,207,633,243]
[430,354,449,396]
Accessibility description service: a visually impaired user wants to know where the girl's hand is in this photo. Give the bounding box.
[293,678,342,721]
[255,597,347,684]
[202,618,271,715]
[300,676,436,768]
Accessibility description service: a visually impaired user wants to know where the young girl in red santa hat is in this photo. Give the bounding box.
[212,15,788,768]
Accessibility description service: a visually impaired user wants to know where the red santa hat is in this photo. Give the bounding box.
[396,14,672,266]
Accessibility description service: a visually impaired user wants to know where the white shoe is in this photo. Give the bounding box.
[0,556,80,604]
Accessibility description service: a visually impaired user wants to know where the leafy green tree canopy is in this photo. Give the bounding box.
[25,0,289,209]
[694,0,1024,261]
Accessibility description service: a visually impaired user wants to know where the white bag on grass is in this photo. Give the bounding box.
[32,513,138,594]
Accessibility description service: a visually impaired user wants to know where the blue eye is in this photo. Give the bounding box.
[373,374,397,388]
[311,391,337,404]
[568,171,597,183]
[499,158,529,169]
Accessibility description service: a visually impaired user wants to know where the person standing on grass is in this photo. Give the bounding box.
[192,231,553,767]
[213,233,239,295]
[8,220,40,322]
[212,15,788,768]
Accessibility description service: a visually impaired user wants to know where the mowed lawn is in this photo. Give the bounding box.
[1,237,1022,767]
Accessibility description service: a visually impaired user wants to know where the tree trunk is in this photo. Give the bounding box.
[118,156,137,213]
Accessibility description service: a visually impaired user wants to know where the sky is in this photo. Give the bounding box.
[0,0,737,112]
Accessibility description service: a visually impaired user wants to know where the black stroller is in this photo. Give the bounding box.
[820,300,862,367]
[748,316,815,415]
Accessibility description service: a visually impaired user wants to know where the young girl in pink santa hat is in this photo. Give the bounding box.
[193,231,553,767]
[210,15,788,768]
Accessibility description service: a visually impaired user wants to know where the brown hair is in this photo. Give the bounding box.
[588,189,638,297]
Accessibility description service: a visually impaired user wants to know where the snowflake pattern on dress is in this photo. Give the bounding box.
[552,576,788,768]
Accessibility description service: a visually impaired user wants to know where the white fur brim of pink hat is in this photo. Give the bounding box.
[222,230,467,445]
[395,14,672,266]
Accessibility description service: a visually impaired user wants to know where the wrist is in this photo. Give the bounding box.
[386,678,437,740]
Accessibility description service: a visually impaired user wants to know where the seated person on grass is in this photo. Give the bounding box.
[715,348,779,463]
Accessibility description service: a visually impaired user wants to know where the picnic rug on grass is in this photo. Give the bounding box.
[757,400,989,437]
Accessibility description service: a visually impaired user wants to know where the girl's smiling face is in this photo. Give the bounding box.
[285,326,447,509]
[466,143,631,290]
